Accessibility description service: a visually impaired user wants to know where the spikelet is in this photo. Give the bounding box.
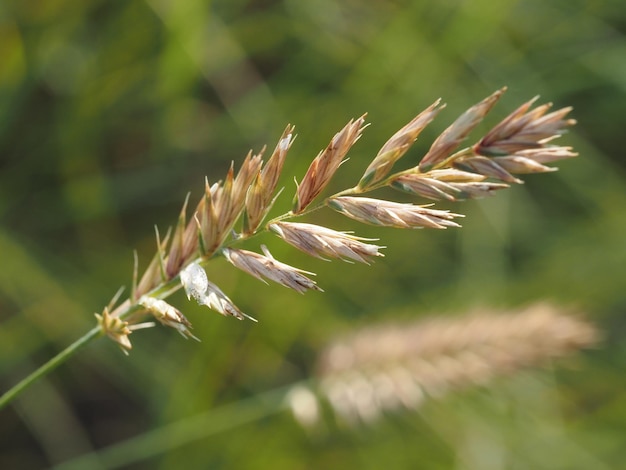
[245,125,295,235]
[200,154,263,256]
[223,246,321,294]
[138,296,199,341]
[294,116,367,214]
[328,196,464,229]
[95,307,155,355]
[391,172,509,201]
[359,100,444,188]
[474,97,576,156]
[418,88,505,172]
[269,222,384,264]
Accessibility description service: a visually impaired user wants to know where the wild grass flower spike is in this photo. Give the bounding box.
[0,88,584,412]
[288,304,598,428]
[96,88,577,351]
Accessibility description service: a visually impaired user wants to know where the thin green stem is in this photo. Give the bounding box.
[0,271,194,411]
[0,325,103,411]
[52,382,299,470]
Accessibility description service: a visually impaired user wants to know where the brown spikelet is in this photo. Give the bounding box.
[294,116,367,214]
[223,246,321,293]
[269,221,385,264]
[419,88,506,172]
[359,100,444,188]
[475,98,576,156]
[492,147,578,172]
[165,193,193,278]
[453,155,523,184]
[136,228,171,298]
[328,196,463,229]
[200,154,263,255]
[245,125,295,235]
[391,172,509,201]
[220,154,263,233]
[288,304,598,427]
[198,179,218,255]
[139,296,199,341]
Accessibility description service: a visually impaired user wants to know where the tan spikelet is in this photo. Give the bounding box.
[200,154,263,255]
[391,173,509,201]
[95,307,155,355]
[475,98,576,156]
[419,88,506,172]
[139,296,199,341]
[453,155,523,184]
[165,194,193,278]
[328,196,463,229]
[223,246,322,293]
[136,228,171,298]
[294,116,368,214]
[245,125,295,234]
[359,100,444,188]
[269,221,384,264]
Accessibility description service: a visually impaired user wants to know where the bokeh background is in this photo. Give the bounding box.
[1,0,625,468]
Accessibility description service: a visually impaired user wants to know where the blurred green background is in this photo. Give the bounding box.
[1,0,625,468]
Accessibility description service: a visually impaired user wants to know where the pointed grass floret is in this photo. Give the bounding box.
[328,196,463,229]
[199,153,263,256]
[245,125,295,235]
[475,97,576,156]
[359,100,444,188]
[418,88,506,172]
[223,246,321,293]
[269,221,385,264]
[294,116,367,214]
[391,172,509,201]
[139,296,199,341]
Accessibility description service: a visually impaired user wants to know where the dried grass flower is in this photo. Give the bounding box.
[269,222,384,264]
[0,88,587,412]
[96,88,579,349]
[294,116,367,214]
[223,246,321,294]
[329,196,464,229]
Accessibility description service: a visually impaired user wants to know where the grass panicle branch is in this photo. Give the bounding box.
[0,88,579,410]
